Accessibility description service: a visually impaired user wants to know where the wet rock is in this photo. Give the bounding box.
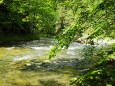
[12,58,79,72]
[39,79,65,86]
[41,62,51,68]
[22,63,39,71]
[30,59,38,62]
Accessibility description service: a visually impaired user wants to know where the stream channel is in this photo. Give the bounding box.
[0,37,96,86]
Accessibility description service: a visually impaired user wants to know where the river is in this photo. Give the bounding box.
[0,37,96,86]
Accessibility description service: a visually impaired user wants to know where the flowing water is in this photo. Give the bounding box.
[0,38,88,86]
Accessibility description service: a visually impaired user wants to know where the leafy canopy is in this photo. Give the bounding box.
[0,0,57,35]
[48,0,115,58]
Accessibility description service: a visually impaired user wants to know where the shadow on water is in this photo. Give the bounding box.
[0,37,52,47]
[0,41,30,47]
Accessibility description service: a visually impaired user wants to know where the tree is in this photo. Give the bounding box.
[48,0,115,58]
[0,0,57,35]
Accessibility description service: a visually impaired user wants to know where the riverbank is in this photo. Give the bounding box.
[0,34,56,47]
[76,36,115,46]
[0,34,40,42]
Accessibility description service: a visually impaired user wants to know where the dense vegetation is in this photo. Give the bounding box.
[48,0,115,85]
[71,44,115,86]
[48,0,115,58]
[0,0,115,85]
[0,0,56,36]
[0,0,114,37]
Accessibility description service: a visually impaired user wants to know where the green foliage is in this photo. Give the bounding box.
[72,59,115,86]
[49,25,82,58]
[0,0,57,35]
[73,68,115,86]
[71,43,115,86]
[49,0,115,58]
[0,0,3,4]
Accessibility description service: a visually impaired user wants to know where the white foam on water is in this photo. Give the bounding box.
[67,51,76,55]
[7,47,14,50]
[96,39,115,46]
[30,46,52,50]
[13,55,32,61]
